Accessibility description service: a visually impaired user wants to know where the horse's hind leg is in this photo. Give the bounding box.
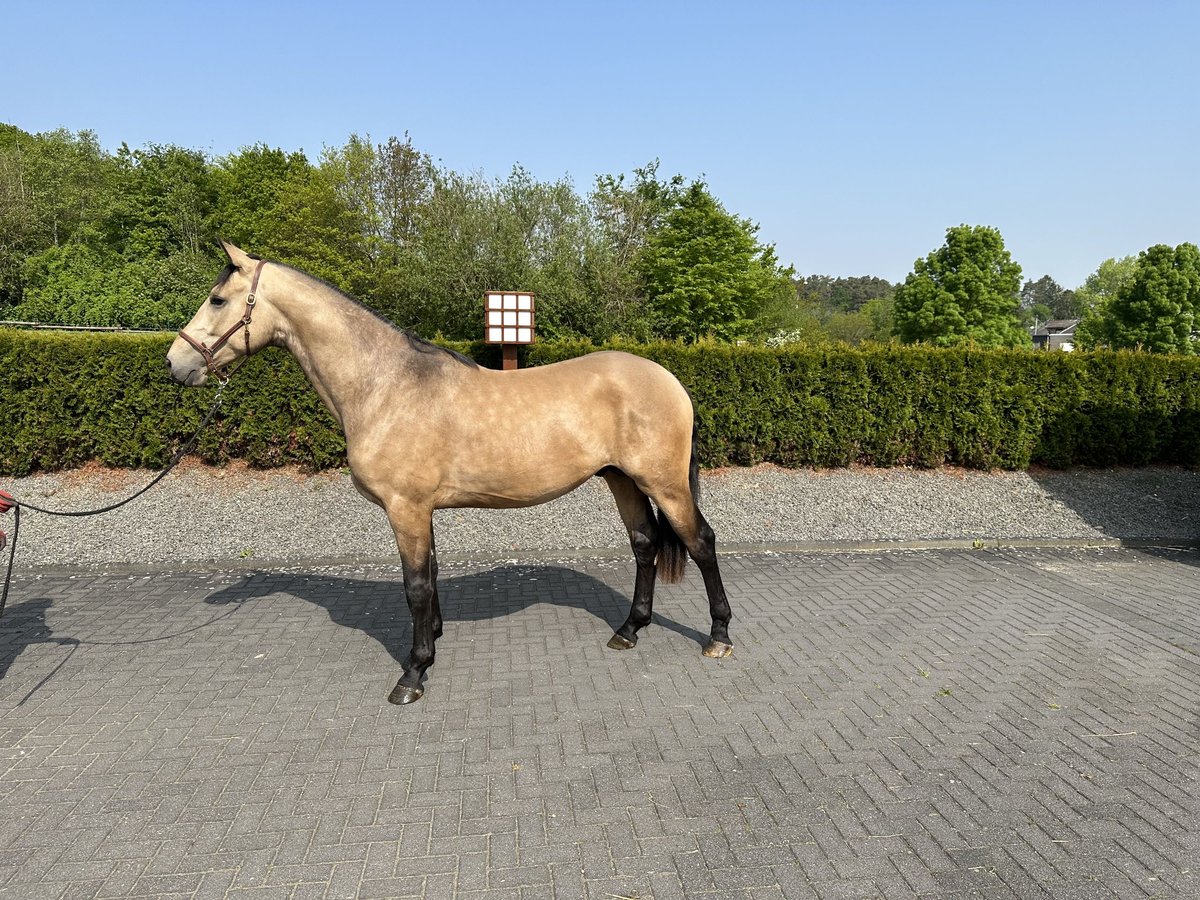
[430,529,443,640]
[386,503,439,705]
[655,490,733,658]
[602,470,659,650]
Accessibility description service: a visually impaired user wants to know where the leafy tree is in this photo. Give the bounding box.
[9,242,213,329]
[1075,256,1136,311]
[213,145,314,251]
[586,161,685,339]
[0,125,115,308]
[214,143,366,297]
[638,181,794,341]
[591,161,683,268]
[490,166,612,340]
[1073,256,1136,349]
[263,162,368,296]
[825,309,875,344]
[321,133,434,258]
[1025,302,1053,327]
[1020,275,1077,321]
[863,295,896,341]
[110,143,218,258]
[404,165,621,341]
[1079,243,1200,353]
[797,274,894,312]
[893,225,1028,348]
[0,124,815,345]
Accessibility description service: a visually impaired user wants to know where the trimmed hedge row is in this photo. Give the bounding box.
[529,341,1200,470]
[1,329,1198,475]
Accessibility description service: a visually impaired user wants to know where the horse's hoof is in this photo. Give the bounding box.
[607,633,636,650]
[702,640,733,659]
[388,683,424,705]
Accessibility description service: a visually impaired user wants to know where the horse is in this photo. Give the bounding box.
[167,241,733,704]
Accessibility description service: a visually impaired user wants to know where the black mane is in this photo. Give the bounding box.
[401,331,478,368]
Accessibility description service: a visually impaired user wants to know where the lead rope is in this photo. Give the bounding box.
[0,383,227,621]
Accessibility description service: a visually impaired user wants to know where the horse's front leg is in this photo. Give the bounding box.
[386,503,438,705]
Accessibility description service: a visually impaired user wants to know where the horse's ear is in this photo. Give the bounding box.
[220,239,255,272]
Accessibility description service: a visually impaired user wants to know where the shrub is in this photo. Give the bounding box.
[1,329,1197,475]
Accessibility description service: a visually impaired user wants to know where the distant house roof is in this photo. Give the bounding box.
[1031,319,1079,336]
[1031,318,1080,351]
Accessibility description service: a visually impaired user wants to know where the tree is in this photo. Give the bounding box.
[587,161,685,339]
[215,144,366,297]
[591,161,683,269]
[212,145,315,252]
[1020,275,1077,321]
[110,143,218,258]
[1075,256,1136,312]
[0,125,116,309]
[1073,256,1136,349]
[638,181,795,341]
[893,225,1028,348]
[862,295,896,341]
[1079,243,1200,353]
[320,132,435,272]
[10,241,214,329]
[796,274,894,312]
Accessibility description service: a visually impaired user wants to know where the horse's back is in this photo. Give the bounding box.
[428,351,695,509]
[516,349,687,395]
[502,350,693,434]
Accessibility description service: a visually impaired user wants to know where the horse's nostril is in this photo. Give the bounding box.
[165,358,173,371]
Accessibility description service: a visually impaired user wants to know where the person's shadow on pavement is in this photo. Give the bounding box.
[0,598,81,703]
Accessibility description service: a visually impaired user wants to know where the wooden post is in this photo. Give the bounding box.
[502,344,518,370]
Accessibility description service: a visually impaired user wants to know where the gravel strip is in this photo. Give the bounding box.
[3,462,1197,569]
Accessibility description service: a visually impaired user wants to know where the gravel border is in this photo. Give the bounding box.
[3,462,1197,570]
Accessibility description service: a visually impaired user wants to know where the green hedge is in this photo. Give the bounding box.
[1,329,1198,475]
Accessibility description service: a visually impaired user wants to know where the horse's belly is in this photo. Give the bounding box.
[434,453,602,510]
[436,484,587,510]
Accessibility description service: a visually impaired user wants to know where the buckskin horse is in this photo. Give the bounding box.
[167,242,733,704]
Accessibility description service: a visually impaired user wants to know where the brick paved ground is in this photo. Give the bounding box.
[0,547,1197,899]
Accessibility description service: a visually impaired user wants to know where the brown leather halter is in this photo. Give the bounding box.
[177,259,265,381]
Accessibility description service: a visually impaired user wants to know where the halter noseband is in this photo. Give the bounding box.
[177,259,265,381]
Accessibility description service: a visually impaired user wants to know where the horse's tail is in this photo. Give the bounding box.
[656,417,700,584]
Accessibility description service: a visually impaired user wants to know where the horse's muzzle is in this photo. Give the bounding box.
[165,354,206,387]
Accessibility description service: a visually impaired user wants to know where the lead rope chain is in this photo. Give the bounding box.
[0,383,227,621]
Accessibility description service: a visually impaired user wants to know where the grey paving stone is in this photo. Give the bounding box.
[1,548,1198,899]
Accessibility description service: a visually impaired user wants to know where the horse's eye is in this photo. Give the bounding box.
[210,296,227,308]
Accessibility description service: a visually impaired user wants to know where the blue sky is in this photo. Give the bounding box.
[3,1,1197,288]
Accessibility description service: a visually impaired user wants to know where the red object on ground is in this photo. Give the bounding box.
[0,530,6,550]
[0,490,12,514]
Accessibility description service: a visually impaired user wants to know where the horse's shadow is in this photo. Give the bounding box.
[203,564,710,666]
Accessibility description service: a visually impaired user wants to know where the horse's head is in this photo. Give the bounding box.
[167,241,274,385]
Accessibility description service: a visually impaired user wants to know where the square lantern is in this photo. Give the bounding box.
[484,291,536,344]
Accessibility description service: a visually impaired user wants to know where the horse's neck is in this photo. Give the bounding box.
[270,270,406,431]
